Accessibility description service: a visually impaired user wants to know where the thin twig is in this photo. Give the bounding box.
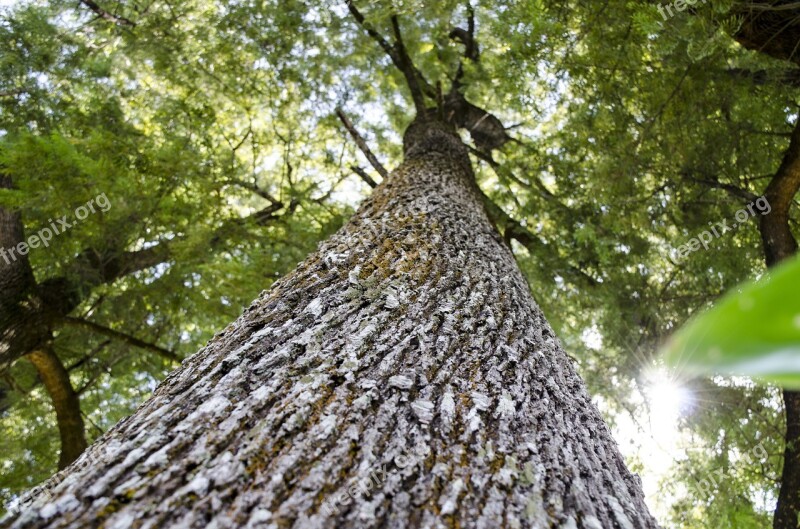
[61,317,179,363]
[345,1,435,99]
[78,0,136,26]
[685,176,758,202]
[391,15,428,114]
[351,166,379,188]
[345,0,397,61]
[230,179,281,204]
[335,108,389,179]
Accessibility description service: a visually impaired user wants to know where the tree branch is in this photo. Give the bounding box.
[351,166,379,188]
[1,181,298,374]
[230,179,282,204]
[345,1,435,104]
[450,3,479,89]
[61,317,179,363]
[683,174,758,202]
[726,67,800,87]
[390,15,428,114]
[336,108,389,179]
[26,346,87,469]
[78,0,136,27]
[248,198,298,226]
[345,0,398,62]
[761,115,800,266]
[467,144,499,167]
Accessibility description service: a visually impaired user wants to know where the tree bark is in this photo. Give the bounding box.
[777,391,800,529]
[1,119,657,529]
[26,347,88,470]
[761,117,800,268]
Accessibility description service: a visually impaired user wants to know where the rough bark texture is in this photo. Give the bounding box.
[26,347,88,470]
[761,118,800,529]
[1,120,657,529]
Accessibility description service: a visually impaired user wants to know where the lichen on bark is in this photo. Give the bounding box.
[1,121,658,529]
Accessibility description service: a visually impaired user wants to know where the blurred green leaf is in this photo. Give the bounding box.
[664,254,800,387]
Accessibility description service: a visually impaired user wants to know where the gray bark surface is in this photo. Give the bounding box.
[2,121,658,529]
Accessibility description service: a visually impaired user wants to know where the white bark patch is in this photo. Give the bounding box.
[348,267,361,285]
[471,391,491,411]
[208,451,243,487]
[53,494,79,515]
[315,414,338,440]
[607,495,636,529]
[410,399,434,424]
[438,478,464,515]
[140,446,169,471]
[121,448,146,468]
[175,475,210,497]
[584,516,604,529]
[246,508,272,528]
[439,391,456,430]
[306,297,324,317]
[105,513,136,529]
[352,392,372,411]
[37,504,56,521]
[561,517,578,529]
[496,392,516,419]
[384,293,400,309]
[388,375,413,390]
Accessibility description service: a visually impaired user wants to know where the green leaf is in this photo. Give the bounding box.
[663,254,800,387]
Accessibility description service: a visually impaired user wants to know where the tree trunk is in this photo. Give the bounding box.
[776,391,800,529]
[26,347,87,470]
[0,176,49,373]
[1,119,657,529]
[0,175,88,471]
[761,118,800,529]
